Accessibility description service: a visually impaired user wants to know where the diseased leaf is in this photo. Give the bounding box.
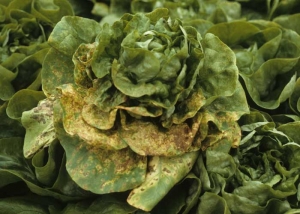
[82,105,118,130]
[42,16,102,96]
[42,48,75,97]
[57,83,127,150]
[127,151,199,211]
[53,100,147,194]
[120,113,202,156]
[22,98,56,158]
[65,145,147,194]
[50,153,94,199]
[152,172,201,214]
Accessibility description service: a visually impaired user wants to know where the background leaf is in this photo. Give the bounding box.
[6,89,45,121]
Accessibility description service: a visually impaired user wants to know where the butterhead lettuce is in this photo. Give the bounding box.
[19,8,249,211]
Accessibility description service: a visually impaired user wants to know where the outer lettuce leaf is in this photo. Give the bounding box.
[0,137,91,202]
[7,89,45,121]
[0,63,19,101]
[206,21,260,46]
[7,0,73,25]
[31,140,63,187]
[0,196,59,214]
[127,151,199,211]
[197,192,230,214]
[198,33,238,98]
[277,122,300,145]
[47,16,101,57]
[151,173,202,214]
[53,99,147,194]
[236,0,300,20]
[120,114,201,156]
[21,98,56,158]
[0,138,34,187]
[42,16,102,97]
[198,82,249,151]
[57,83,127,150]
[0,102,25,139]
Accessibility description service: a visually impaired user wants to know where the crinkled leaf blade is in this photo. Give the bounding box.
[199,33,238,98]
[47,16,101,57]
[240,58,298,109]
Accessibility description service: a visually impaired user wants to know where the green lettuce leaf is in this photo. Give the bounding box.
[53,99,147,194]
[207,20,300,109]
[21,98,56,158]
[151,173,201,214]
[127,151,199,211]
[50,195,136,214]
[0,196,59,214]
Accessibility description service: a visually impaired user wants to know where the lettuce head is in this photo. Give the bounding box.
[21,8,249,211]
